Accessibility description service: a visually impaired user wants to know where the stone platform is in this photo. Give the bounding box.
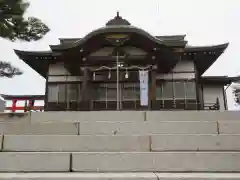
[0,111,240,179]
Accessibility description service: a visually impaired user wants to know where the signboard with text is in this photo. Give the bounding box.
[139,70,149,106]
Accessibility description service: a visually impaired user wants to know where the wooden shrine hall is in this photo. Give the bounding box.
[13,13,236,111]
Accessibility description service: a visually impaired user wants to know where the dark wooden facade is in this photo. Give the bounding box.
[14,13,233,111]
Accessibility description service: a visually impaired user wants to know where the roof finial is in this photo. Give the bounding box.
[106,11,131,26]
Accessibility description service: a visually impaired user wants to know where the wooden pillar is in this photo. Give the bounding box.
[194,65,201,110]
[28,100,34,111]
[149,70,156,109]
[44,61,49,111]
[80,68,91,110]
[24,100,28,112]
[12,100,17,112]
[82,68,90,100]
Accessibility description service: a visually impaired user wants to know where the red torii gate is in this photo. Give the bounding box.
[1,94,45,112]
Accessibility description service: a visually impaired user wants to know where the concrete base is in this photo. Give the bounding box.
[3,135,150,152]
[79,121,217,135]
[219,121,240,134]
[31,111,145,122]
[28,111,240,122]
[0,173,156,180]
[0,122,78,135]
[4,134,240,152]
[0,152,70,172]
[146,111,240,121]
[1,111,240,123]
[72,152,240,172]
[151,134,240,151]
[0,113,30,123]
[1,111,240,175]
[1,173,240,180]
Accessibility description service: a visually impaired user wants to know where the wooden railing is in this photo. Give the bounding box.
[46,98,220,111]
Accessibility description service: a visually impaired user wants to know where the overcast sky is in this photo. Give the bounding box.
[0,0,240,109]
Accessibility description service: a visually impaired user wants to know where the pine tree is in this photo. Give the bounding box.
[0,61,22,78]
[233,85,240,105]
[0,0,50,77]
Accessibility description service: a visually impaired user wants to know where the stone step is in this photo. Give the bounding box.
[31,111,145,123]
[219,121,240,134]
[0,122,78,135]
[156,173,240,179]
[0,113,30,122]
[2,111,240,123]
[30,111,240,123]
[146,111,240,121]
[1,152,240,172]
[1,119,240,136]
[0,152,70,172]
[72,152,240,172]
[151,134,240,151]
[3,135,150,152]
[1,173,240,180]
[3,134,240,152]
[0,121,218,135]
[79,121,218,135]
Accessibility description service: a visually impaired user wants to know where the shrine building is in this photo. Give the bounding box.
[14,13,235,111]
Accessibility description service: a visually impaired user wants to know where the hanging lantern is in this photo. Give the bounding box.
[125,69,129,79]
[108,70,111,79]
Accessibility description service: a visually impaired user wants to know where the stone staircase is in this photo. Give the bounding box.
[1,111,240,179]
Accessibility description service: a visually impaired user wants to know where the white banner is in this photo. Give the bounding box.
[139,70,149,106]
